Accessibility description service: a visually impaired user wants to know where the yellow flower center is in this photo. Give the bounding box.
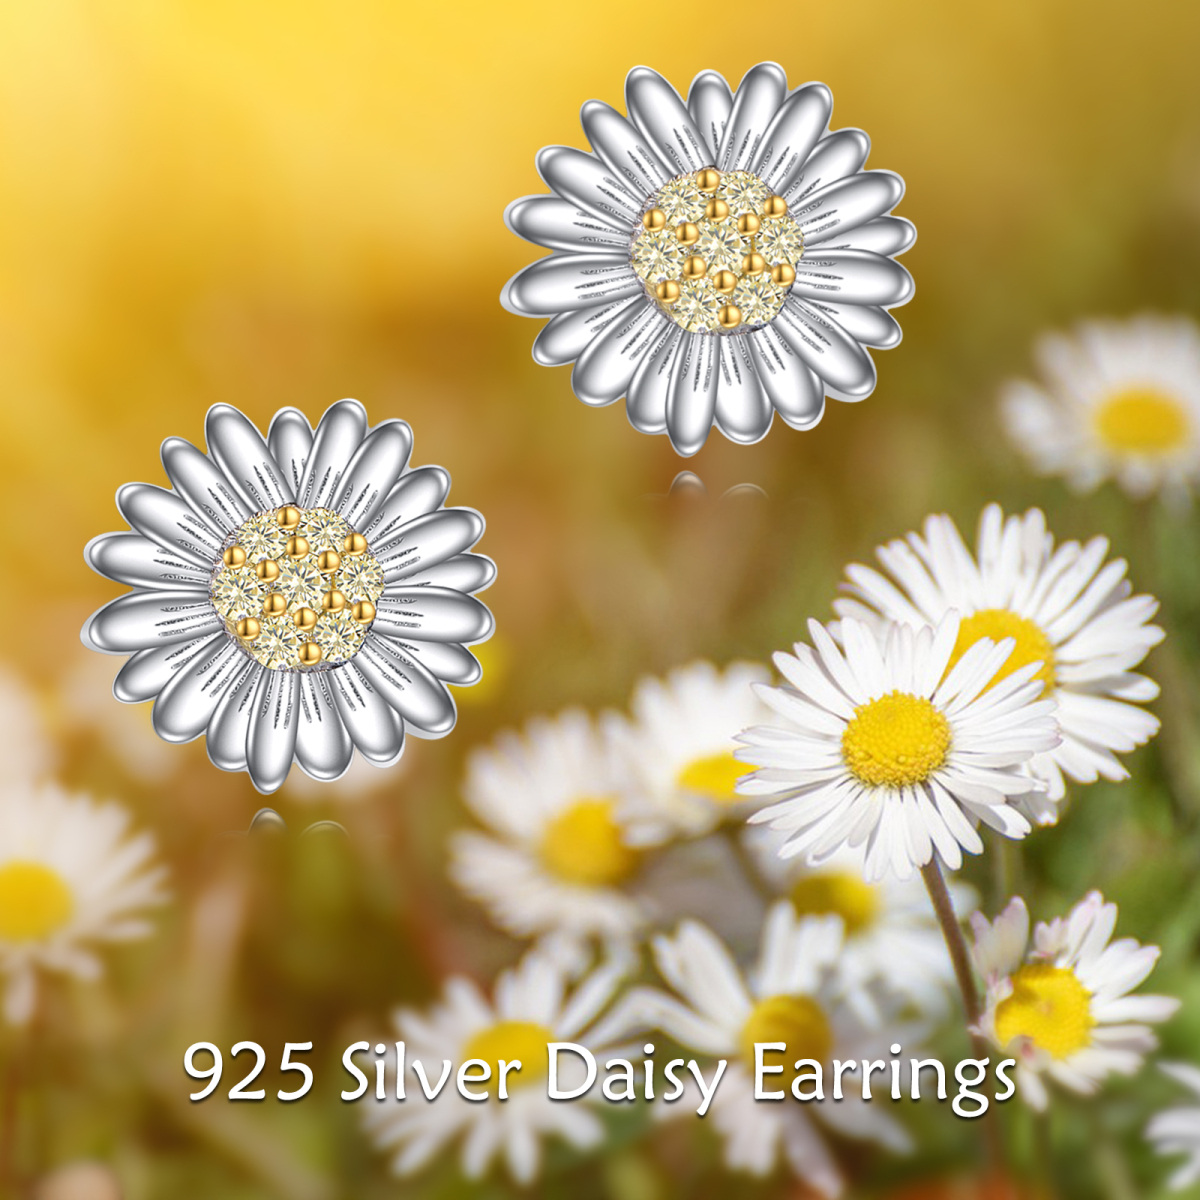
[0,861,74,942]
[739,995,833,1083]
[993,963,1094,1060]
[948,608,1056,697]
[461,1020,553,1091]
[841,691,951,788]
[676,750,745,804]
[539,798,638,887]
[1094,387,1190,455]
[789,871,881,935]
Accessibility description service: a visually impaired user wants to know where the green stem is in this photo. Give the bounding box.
[920,859,1005,1174]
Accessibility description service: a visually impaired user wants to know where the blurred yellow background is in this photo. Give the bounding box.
[2,2,1200,1197]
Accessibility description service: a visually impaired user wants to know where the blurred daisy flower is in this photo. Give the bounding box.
[1147,1063,1200,1191]
[501,63,913,455]
[1001,315,1200,503]
[605,660,770,836]
[449,710,671,942]
[82,400,494,794]
[835,505,1163,823]
[362,943,628,1185]
[744,832,964,1022]
[602,903,911,1196]
[0,784,168,1024]
[971,892,1179,1111]
[736,615,1058,882]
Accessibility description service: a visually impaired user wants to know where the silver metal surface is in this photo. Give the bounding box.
[82,399,494,792]
[501,63,915,453]
[719,62,788,173]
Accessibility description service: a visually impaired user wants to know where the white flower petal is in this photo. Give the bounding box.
[335,420,413,528]
[571,298,665,406]
[504,194,629,253]
[531,298,634,367]
[84,532,209,591]
[666,333,719,457]
[775,299,877,399]
[625,66,710,174]
[748,327,825,428]
[501,251,642,317]
[265,407,313,500]
[535,144,641,227]
[625,323,681,434]
[152,637,251,744]
[376,508,485,582]
[355,636,457,738]
[298,398,369,510]
[791,250,914,308]
[784,129,871,206]
[686,70,732,160]
[246,669,301,793]
[365,466,451,547]
[718,61,787,173]
[580,99,671,196]
[116,482,225,564]
[795,171,905,246]
[204,403,292,510]
[159,437,251,533]
[715,337,773,444]
[83,590,221,654]
[754,83,833,195]
[372,588,494,644]
[205,658,262,772]
[294,671,355,781]
[328,662,405,767]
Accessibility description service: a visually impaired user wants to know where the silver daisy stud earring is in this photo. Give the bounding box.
[82,400,494,794]
[501,62,915,455]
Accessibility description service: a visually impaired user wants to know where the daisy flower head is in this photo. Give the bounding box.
[744,832,966,1022]
[362,944,627,1185]
[972,892,1179,1112]
[449,709,671,944]
[737,614,1058,883]
[605,660,771,836]
[835,504,1163,823]
[0,784,168,1025]
[501,63,914,455]
[82,400,494,794]
[602,903,911,1196]
[1148,1063,1200,1191]
[1001,315,1200,503]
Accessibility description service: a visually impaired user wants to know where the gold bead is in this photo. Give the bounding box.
[642,207,666,231]
[718,304,743,330]
[317,549,341,573]
[351,600,376,624]
[655,280,681,305]
[742,251,767,276]
[763,195,788,218]
[704,197,730,221]
[263,592,287,617]
[676,222,700,246]
[696,167,721,192]
[342,532,367,556]
[222,545,247,568]
[255,559,280,582]
[286,534,310,558]
[236,617,261,641]
[737,213,761,237]
[682,255,707,280]
[298,642,322,667]
[293,606,318,631]
[713,269,737,295]
[321,589,347,613]
[771,262,797,287]
[277,506,301,530]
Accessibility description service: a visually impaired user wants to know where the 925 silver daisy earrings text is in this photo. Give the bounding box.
[82,400,494,794]
[502,62,915,455]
